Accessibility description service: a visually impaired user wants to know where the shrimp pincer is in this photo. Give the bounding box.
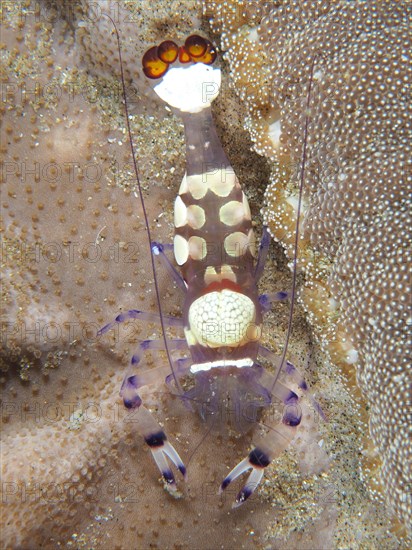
[100,28,325,507]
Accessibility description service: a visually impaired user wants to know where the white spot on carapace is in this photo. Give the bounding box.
[204,266,217,285]
[179,173,188,195]
[188,235,207,260]
[221,265,236,281]
[174,196,187,228]
[174,234,189,265]
[153,64,221,113]
[204,264,237,285]
[186,204,205,229]
[188,289,256,347]
[186,174,208,200]
[247,228,257,258]
[242,192,252,220]
[224,232,249,257]
[219,201,245,226]
[206,169,238,197]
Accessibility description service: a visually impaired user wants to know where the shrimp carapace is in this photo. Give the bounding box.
[100,25,327,508]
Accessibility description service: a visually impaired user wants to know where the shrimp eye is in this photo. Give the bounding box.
[142,46,169,79]
[142,35,217,78]
[157,40,179,63]
[184,35,217,65]
[195,42,217,65]
[184,35,208,58]
[178,46,191,64]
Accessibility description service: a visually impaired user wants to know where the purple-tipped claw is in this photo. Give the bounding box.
[219,450,268,507]
[162,468,175,485]
[219,477,231,494]
[146,431,187,488]
[232,468,264,508]
[233,485,254,508]
[219,457,249,495]
[163,440,188,482]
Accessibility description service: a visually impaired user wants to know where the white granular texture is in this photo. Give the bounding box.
[188,289,255,346]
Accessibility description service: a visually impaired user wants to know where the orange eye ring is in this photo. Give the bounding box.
[157,40,179,64]
[184,35,208,58]
[142,45,169,79]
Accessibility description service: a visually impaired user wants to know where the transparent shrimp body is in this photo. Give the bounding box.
[100,35,324,507]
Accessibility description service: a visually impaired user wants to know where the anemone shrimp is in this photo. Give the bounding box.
[99,22,327,508]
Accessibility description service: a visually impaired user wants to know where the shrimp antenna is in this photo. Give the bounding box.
[270,55,317,393]
[103,14,183,394]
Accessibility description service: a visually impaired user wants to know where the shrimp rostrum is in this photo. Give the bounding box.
[100,33,324,507]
